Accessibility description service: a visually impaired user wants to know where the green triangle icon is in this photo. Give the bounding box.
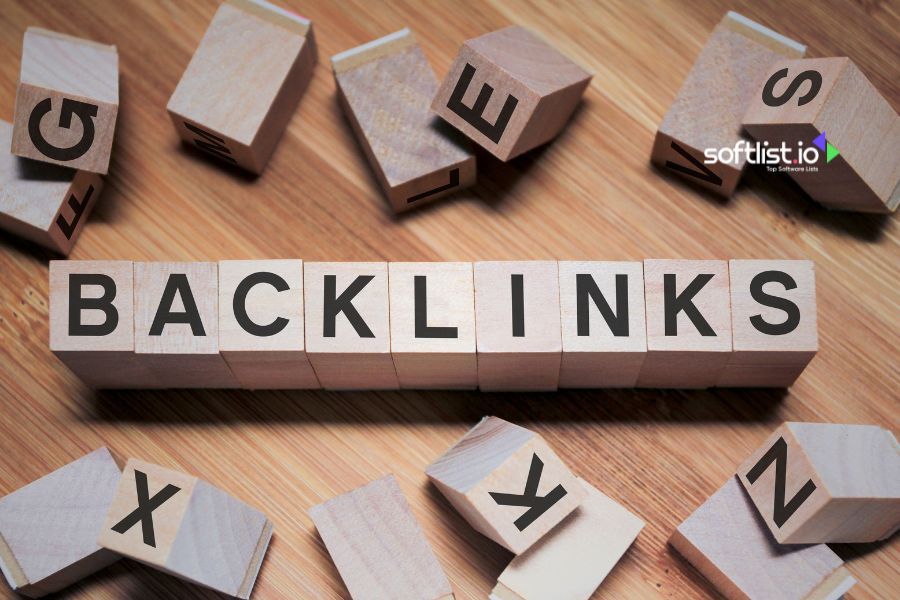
[826,142,840,163]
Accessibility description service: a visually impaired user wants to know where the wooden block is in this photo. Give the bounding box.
[558,261,647,388]
[474,261,561,391]
[737,422,900,544]
[388,262,477,389]
[651,12,805,196]
[431,26,592,161]
[11,28,118,174]
[218,259,320,389]
[637,259,732,388]
[332,29,475,212]
[309,475,454,600]
[743,57,900,213]
[304,262,398,390]
[0,448,121,598]
[490,478,643,600]
[717,260,817,387]
[426,417,585,554]
[98,458,272,599]
[669,477,856,600]
[167,0,317,174]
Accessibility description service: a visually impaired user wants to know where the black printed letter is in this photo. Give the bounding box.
[234,272,290,337]
[149,274,205,336]
[69,273,118,336]
[489,454,568,531]
[576,273,629,336]
[323,275,375,338]
[745,436,817,527]
[447,63,518,144]
[762,68,822,107]
[414,276,457,338]
[664,273,715,336]
[110,470,181,548]
[749,271,800,336]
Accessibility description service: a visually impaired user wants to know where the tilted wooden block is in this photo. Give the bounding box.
[431,26,592,161]
[0,448,121,598]
[332,29,475,212]
[426,417,585,554]
[309,475,454,600]
[743,57,899,213]
[167,0,317,174]
[669,477,856,600]
[737,422,900,544]
[651,12,805,196]
[11,28,118,174]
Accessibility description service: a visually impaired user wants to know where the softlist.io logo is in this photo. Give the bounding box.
[703,131,839,173]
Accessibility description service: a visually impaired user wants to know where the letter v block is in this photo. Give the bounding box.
[98,459,273,599]
[426,417,585,554]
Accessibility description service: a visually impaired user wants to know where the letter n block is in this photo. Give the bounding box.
[426,416,585,554]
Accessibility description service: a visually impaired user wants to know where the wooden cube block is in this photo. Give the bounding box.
[167,0,317,174]
[98,459,273,599]
[490,478,643,600]
[737,422,900,544]
[11,28,118,174]
[558,261,647,388]
[717,260,817,387]
[669,477,856,600]
[304,262,398,389]
[474,261,561,391]
[431,26,591,161]
[309,475,454,600]
[426,417,585,554]
[637,260,732,388]
[0,448,121,598]
[218,259,320,389]
[332,29,475,212]
[651,12,805,196]
[743,57,899,213]
[388,262,477,389]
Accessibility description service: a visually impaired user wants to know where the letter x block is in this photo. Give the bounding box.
[737,422,900,544]
[98,459,273,599]
[426,417,585,554]
[431,26,592,161]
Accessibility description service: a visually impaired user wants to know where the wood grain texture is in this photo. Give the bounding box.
[0,0,897,598]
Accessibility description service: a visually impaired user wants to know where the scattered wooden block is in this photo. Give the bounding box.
[744,57,899,213]
[11,28,118,174]
[167,0,317,174]
[651,12,805,196]
[0,448,121,598]
[669,477,856,600]
[737,422,900,544]
[309,474,454,600]
[431,26,592,161]
[557,261,647,387]
[332,29,475,212]
[426,417,585,554]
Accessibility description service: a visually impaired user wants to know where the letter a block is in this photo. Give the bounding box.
[426,417,585,554]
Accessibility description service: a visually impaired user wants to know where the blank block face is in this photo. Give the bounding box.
[474,262,562,391]
[0,448,121,598]
[431,26,592,161]
[332,29,475,212]
[12,28,118,174]
[388,262,476,389]
[309,475,454,600]
[558,261,647,388]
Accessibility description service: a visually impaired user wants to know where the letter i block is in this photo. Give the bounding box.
[426,416,585,554]
[12,28,118,174]
[737,422,900,544]
[431,26,592,161]
[167,0,317,174]
[98,459,273,599]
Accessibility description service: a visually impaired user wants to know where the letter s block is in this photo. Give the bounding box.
[426,416,585,554]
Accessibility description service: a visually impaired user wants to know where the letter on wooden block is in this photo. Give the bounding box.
[669,477,856,600]
[426,417,585,554]
[309,475,454,600]
[167,0,317,174]
[11,28,118,174]
[431,26,592,161]
[558,261,647,388]
[651,12,805,196]
[332,29,475,212]
[737,422,900,544]
[0,448,121,598]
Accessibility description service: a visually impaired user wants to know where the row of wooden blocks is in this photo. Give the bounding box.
[50,258,819,390]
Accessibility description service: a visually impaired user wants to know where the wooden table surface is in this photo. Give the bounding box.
[0,0,897,598]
